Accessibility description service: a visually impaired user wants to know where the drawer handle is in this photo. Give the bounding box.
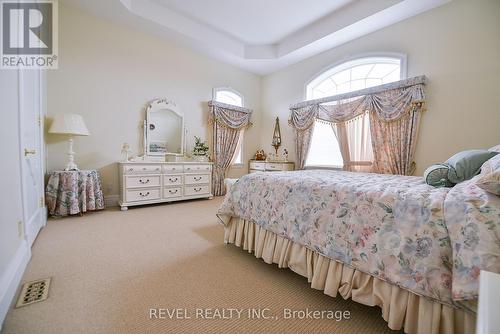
[194,176,202,181]
[168,177,178,182]
[194,187,202,192]
[142,167,147,171]
[128,168,134,171]
[139,179,150,184]
[139,191,150,197]
[168,189,178,194]
[155,168,160,171]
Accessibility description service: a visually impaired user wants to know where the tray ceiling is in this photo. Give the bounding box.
[64,0,452,75]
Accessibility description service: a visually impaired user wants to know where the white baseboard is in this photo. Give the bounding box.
[0,240,31,330]
[104,195,119,207]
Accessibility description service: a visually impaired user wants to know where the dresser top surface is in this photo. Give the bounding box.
[119,161,213,165]
[249,160,294,164]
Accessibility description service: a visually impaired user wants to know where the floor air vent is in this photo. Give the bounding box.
[15,278,51,308]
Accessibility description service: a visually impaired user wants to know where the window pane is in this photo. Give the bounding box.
[233,146,242,164]
[305,56,403,170]
[336,82,351,95]
[305,121,343,167]
[365,78,382,88]
[313,79,336,97]
[214,88,244,165]
[382,68,401,83]
[331,69,350,85]
[351,64,374,80]
[368,63,399,79]
[308,57,401,99]
[350,79,366,92]
[215,90,242,107]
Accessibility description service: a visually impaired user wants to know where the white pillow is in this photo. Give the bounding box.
[476,154,500,195]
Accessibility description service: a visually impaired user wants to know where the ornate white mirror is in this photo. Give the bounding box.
[145,99,184,156]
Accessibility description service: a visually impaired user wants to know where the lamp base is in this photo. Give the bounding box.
[65,137,79,171]
[64,163,79,171]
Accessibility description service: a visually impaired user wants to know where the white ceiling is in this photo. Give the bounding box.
[153,0,353,45]
[64,0,452,75]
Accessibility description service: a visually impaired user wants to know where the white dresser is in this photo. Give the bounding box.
[249,160,295,173]
[118,161,213,210]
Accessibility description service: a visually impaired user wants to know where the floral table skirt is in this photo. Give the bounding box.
[45,170,105,217]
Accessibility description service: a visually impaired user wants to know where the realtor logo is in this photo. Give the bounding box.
[1,0,58,69]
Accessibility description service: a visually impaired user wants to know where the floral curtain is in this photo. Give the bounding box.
[290,105,317,170]
[289,76,426,175]
[209,101,252,195]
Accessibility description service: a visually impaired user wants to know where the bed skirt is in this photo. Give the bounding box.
[223,217,476,334]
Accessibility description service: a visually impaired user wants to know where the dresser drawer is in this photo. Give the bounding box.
[185,174,210,185]
[184,185,211,196]
[266,163,282,171]
[184,164,212,173]
[123,164,161,174]
[162,165,183,174]
[163,174,183,186]
[125,188,161,202]
[249,161,266,170]
[163,187,182,199]
[125,175,160,188]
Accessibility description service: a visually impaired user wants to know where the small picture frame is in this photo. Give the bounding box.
[149,141,167,153]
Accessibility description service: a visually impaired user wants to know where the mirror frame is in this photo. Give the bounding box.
[145,98,185,157]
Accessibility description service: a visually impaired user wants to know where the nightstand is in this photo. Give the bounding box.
[248,160,295,173]
[45,170,105,216]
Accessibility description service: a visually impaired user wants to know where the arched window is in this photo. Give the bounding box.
[305,55,404,168]
[213,87,244,165]
[213,87,244,107]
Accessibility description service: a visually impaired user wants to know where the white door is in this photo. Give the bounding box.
[19,68,46,246]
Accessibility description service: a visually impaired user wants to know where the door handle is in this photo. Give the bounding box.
[24,148,36,156]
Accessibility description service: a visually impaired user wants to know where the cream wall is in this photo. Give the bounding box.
[47,3,261,198]
[261,0,500,175]
[48,0,500,194]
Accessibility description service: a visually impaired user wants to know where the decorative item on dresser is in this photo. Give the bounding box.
[45,170,105,216]
[118,162,213,211]
[192,136,210,162]
[271,117,282,155]
[249,160,294,173]
[253,149,266,161]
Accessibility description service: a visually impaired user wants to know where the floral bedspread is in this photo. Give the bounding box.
[218,170,500,309]
[444,174,500,303]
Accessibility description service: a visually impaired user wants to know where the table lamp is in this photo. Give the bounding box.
[49,113,90,170]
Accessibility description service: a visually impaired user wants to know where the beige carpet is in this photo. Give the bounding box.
[2,198,402,334]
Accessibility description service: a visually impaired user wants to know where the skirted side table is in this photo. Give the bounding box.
[45,170,105,217]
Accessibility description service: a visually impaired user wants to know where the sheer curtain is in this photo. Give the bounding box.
[331,111,373,172]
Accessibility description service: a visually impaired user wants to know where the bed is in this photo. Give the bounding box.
[217,170,500,334]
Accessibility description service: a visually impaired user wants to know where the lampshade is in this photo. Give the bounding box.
[49,113,90,136]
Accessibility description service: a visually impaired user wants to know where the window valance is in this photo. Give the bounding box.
[208,100,253,129]
[289,76,426,130]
